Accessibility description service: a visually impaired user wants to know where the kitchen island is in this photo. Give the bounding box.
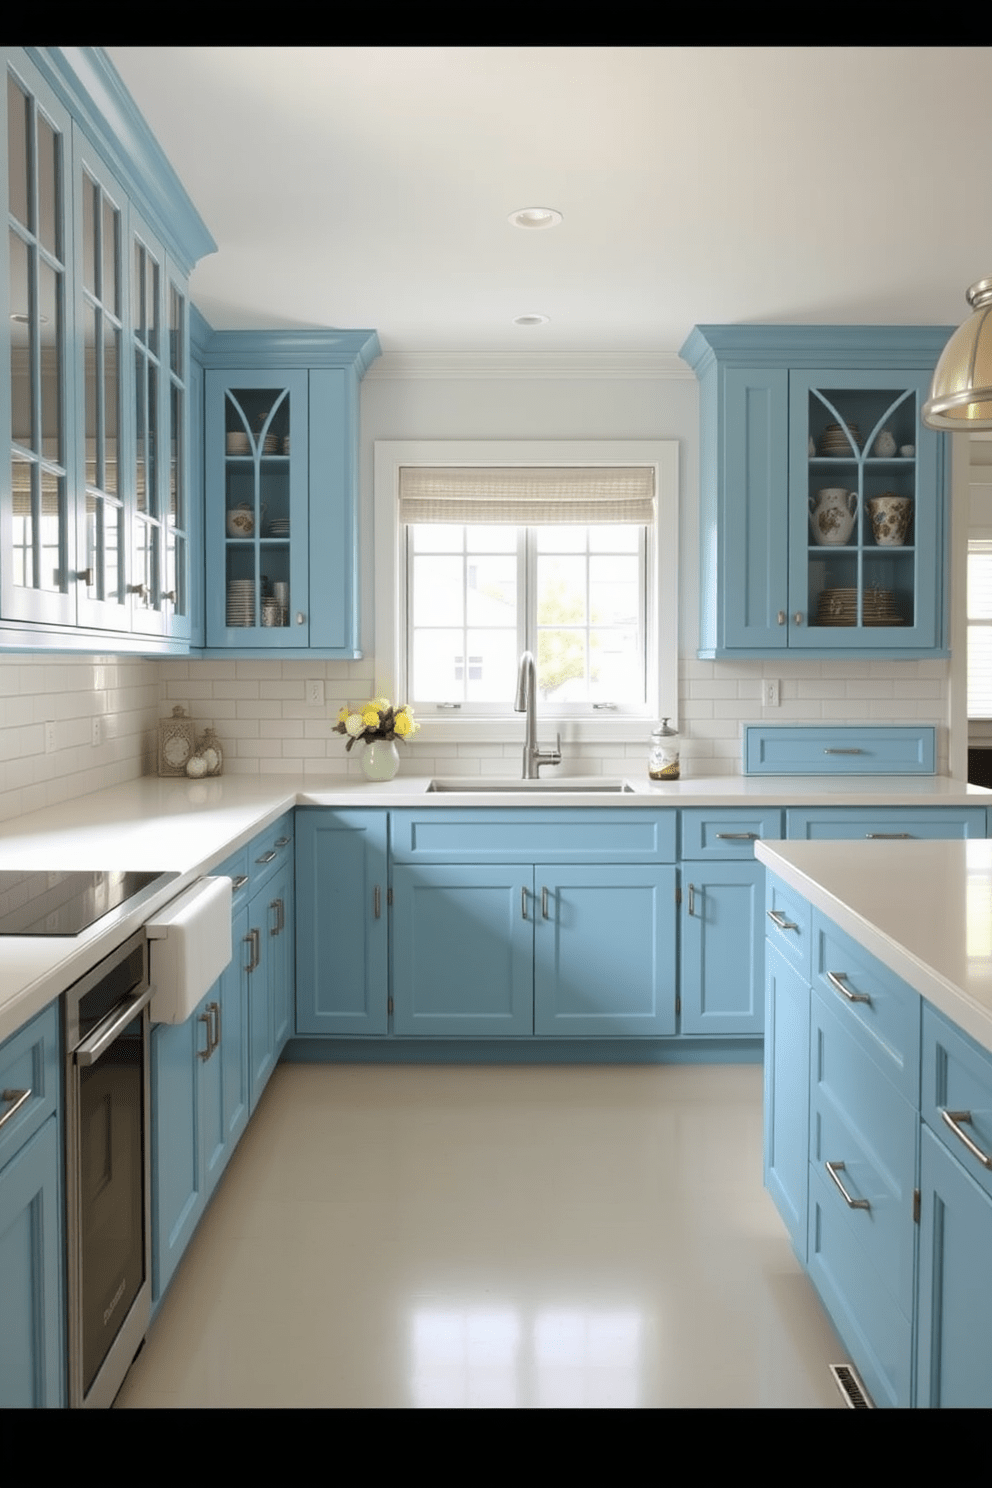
[755,837,992,1408]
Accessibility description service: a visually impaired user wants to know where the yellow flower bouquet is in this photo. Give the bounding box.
[333,697,420,752]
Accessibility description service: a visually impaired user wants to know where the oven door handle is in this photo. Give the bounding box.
[75,984,155,1067]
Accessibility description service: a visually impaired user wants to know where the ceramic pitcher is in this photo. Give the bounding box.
[809,488,858,546]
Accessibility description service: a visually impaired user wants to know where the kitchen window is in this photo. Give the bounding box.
[373,441,679,740]
[968,540,992,718]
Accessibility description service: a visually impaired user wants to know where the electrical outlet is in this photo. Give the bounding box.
[761,680,780,708]
[92,717,102,747]
[306,679,325,707]
[44,721,55,754]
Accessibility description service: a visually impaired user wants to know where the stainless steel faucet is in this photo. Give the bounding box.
[514,650,561,779]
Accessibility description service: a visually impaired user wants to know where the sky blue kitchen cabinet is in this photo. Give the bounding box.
[916,1007,992,1408]
[786,805,988,841]
[679,809,784,1039]
[1,48,213,653]
[199,331,379,656]
[244,815,295,1107]
[295,809,389,1036]
[390,862,534,1036]
[0,1004,64,1407]
[151,854,251,1305]
[680,324,952,659]
[389,809,678,1040]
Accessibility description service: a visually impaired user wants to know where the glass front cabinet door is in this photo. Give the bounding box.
[205,369,309,647]
[788,369,940,651]
[2,49,196,646]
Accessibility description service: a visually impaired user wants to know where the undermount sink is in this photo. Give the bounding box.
[426,776,635,793]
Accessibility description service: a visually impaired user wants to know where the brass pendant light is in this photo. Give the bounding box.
[922,277,992,430]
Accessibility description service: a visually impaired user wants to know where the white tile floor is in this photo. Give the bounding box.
[117,1061,848,1408]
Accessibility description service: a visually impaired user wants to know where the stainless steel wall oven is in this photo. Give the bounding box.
[63,927,153,1409]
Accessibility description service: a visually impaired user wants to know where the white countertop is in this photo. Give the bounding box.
[756,838,992,1057]
[0,770,988,1046]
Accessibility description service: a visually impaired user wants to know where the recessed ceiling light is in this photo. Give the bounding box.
[513,314,549,327]
[508,208,562,230]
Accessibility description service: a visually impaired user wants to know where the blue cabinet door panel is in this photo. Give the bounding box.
[763,942,810,1261]
[533,865,676,1036]
[807,1163,913,1409]
[0,1118,64,1407]
[916,1126,992,1408]
[295,810,388,1035]
[391,864,533,1036]
[681,864,763,1035]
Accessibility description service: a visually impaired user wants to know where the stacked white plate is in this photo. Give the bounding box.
[262,434,279,454]
[226,431,250,455]
[817,421,862,457]
[269,518,290,538]
[226,578,255,627]
[816,587,903,626]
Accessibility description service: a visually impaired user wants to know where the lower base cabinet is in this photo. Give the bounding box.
[0,1004,64,1408]
[151,818,294,1306]
[763,873,992,1408]
[391,860,677,1037]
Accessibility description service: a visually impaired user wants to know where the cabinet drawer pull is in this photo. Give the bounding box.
[766,909,798,932]
[521,887,528,921]
[866,832,912,840]
[541,885,550,920]
[716,832,758,840]
[245,928,260,972]
[826,970,871,1005]
[230,874,249,892]
[0,1087,31,1132]
[940,1109,992,1170]
[825,1160,871,1211]
[197,1010,213,1061]
[255,850,277,865]
[274,837,291,848]
[688,883,696,917]
[270,897,284,935]
[824,747,863,755]
[373,885,381,920]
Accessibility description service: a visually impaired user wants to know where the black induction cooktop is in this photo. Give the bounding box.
[0,869,179,936]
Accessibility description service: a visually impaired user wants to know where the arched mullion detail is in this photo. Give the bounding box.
[862,387,914,461]
[811,389,864,624]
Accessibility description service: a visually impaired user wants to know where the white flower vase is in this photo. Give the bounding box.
[361,738,400,782]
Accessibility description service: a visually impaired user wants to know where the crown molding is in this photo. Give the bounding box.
[24,47,216,275]
[366,350,692,380]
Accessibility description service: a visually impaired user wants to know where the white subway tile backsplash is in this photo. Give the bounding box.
[0,646,955,823]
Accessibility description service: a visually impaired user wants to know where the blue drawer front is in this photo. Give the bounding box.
[745,725,936,775]
[787,806,987,841]
[812,911,920,1104]
[390,809,676,863]
[680,807,783,859]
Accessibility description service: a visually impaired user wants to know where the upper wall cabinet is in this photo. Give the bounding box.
[0,47,215,653]
[198,329,380,657]
[680,325,953,660]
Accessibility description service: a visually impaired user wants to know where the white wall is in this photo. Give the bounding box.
[0,356,955,811]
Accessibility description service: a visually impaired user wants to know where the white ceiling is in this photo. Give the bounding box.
[108,46,992,356]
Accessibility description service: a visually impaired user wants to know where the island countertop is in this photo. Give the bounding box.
[755,837,992,1057]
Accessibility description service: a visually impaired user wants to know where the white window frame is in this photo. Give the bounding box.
[968,539,992,734]
[373,440,679,745]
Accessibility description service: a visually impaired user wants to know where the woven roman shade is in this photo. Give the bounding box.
[398,465,655,525]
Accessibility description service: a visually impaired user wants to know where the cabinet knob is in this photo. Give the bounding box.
[777,610,786,626]
[77,568,94,585]
[296,611,306,625]
[793,612,803,625]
